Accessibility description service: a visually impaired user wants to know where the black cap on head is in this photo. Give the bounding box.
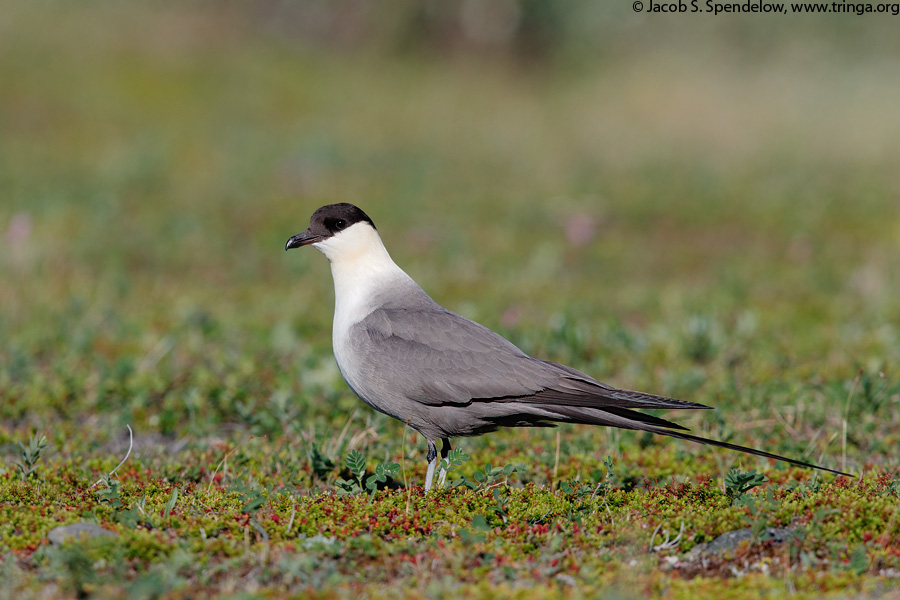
[285,203,376,250]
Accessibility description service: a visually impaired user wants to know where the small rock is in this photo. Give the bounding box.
[687,527,794,558]
[47,522,118,545]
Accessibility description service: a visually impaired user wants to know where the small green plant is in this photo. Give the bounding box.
[335,449,367,495]
[230,476,267,515]
[558,480,593,497]
[226,473,272,541]
[49,542,96,598]
[437,450,520,491]
[334,449,399,500]
[448,462,517,492]
[95,473,124,509]
[724,468,768,504]
[881,477,900,497]
[472,463,518,491]
[114,496,149,529]
[790,507,841,566]
[93,425,133,512]
[438,447,470,489]
[308,443,336,481]
[591,455,616,499]
[557,456,615,501]
[457,514,490,544]
[346,449,367,488]
[162,487,179,520]
[14,433,49,481]
[847,545,869,575]
[364,462,399,496]
[791,471,821,498]
[489,487,510,522]
[740,486,779,540]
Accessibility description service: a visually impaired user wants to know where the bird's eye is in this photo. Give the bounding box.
[334,219,347,230]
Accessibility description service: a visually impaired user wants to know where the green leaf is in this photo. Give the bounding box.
[15,432,49,481]
[849,545,868,575]
[471,514,492,531]
[345,449,367,482]
[363,462,400,492]
[310,443,336,480]
[457,528,485,544]
[444,448,470,469]
[163,487,178,519]
[241,492,267,514]
[335,477,360,495]
[602,456,615,479]
[249,516,269,542]
[725,468,768,501]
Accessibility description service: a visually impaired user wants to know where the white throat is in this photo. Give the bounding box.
[311,222,411,335]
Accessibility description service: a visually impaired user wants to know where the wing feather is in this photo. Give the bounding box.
[352,306,709,413]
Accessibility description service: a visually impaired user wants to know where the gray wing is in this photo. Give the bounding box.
[347,302,853,478]
[352,305,709,413]
[354,305,542,403]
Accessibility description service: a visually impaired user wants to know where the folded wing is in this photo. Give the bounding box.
[354,304,709,419]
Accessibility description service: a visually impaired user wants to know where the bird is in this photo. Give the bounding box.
[285,203,851,490]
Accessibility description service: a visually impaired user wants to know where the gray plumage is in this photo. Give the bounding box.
[286,203,851,489]
[344,284,701,440]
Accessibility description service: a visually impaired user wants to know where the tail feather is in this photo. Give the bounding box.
[537,404,852,478]
[543,404,691,431]
[516,382,713,411]
[650,427,853,478]
[530,361,714,410]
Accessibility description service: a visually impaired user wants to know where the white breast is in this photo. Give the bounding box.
[309,221,413,387]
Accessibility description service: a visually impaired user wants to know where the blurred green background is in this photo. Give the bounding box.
[2,1,899,472]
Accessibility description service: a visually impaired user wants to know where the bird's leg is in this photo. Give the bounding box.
[437,438,451,488]
[424,441,437,492]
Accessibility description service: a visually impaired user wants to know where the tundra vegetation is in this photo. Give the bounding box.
[1,3,899,598]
